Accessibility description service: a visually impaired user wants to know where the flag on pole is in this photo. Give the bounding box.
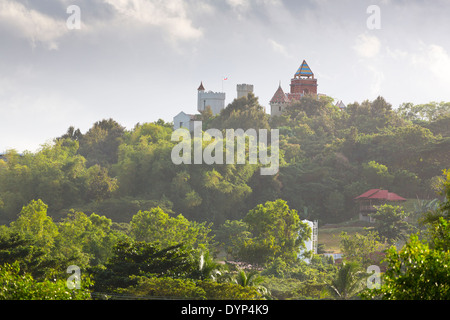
[222,76,228,92]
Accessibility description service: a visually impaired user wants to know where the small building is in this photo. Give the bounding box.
[354,189,407,222]
[173,82,255,131]
[269,84,290,117]
[335,100,346,110]
[173,111,201,132]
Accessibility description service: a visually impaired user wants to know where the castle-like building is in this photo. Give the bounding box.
[173,82,253,131]
[196,81,226,115]
[173,59,345,130]
[270,60,319,116]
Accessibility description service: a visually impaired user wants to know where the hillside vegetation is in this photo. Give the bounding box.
[0,94,449,300]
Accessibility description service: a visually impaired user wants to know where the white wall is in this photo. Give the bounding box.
[198,91,226,115]
[173,112,191,130]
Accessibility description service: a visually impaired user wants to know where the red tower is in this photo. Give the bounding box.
[287,60,317,100]
[270,59,320,116]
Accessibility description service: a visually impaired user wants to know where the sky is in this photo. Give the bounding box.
[1,0,450,153]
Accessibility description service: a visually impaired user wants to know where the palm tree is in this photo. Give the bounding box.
[196,251,224,281]
[233,269,269,297]
[326,262,365,300]
[416,198,444,225]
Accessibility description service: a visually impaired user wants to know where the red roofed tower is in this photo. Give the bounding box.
[270,59,319,116]
[288,60,318,100]
[270,83,290,116]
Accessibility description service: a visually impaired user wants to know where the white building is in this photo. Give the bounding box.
[298,220,318,263]
[173,112,199,131]
[197,82,226,115]
[173,82,255,131]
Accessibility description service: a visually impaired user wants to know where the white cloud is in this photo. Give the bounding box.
[226,0,251,12]
[103,0,203,42]
[366,65,385,96]
[0,0,67,50]
[267,39,292,58]
[353,33,381,58]
[421,45,450,85]
[351,33,385,97]
[403,43,450,95]
[227,0,250,9]
[386,47,408,60]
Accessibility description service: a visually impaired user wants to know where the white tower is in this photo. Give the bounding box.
[197,82,226,116]
[299,219,318,263]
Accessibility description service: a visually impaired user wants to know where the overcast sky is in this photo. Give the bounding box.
[1,0,450,153]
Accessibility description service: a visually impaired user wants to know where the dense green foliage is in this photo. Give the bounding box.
[0,94,448,300]
[1,95,448,226]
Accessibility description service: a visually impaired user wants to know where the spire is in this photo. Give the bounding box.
[294,60,314,79]
[197,81,205,91]
[270,84,289,104]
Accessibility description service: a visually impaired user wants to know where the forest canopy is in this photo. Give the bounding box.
[0,94,449,301]
[0,94,448,226]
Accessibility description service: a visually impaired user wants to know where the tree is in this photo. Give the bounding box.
[0,229,60,280]
[119,274,264,300]
[78,118,125,168]
[55,210,124,268]
[326,262,366,300]
[208,93,270,131]
[362,161,394,188]
[190,250,224,281]
[238,199,311,264]
[345,96,405,134]
[215,219,252,259]
[397,101,450,122]
[85,165,118,202]
[129,207,214,250]
[339,231,384,268]
[368,204,411,244]
[119,276,206,299]
[0,139,119,223]
[362,231,450,300]
[0,262,92,300]
[10,200,59,254]
[57,126,83,141]
[90,239,200,293]
[362,172,450,300]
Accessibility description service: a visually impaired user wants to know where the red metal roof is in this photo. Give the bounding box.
[198,82,205,91]
[354,189,380,199]
[369,189,389,199]
[386,192,407,201]
[354,189,406,201]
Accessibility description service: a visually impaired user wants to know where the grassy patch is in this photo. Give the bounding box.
[318,220,373,253]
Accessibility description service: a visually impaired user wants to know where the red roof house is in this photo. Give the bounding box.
[354,189,407,222]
